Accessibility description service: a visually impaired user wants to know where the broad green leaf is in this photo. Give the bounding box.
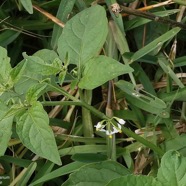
[30,162,85,186]
[10,59,27,83]
[75,0,87,10]
[0,47,12,83]
[161,134,186,156]
[23,53,62,76]
[130,27,181,63]
[33,49,59,64]
[106,175,162,186]
[26,83,48,104]
[14,60,43,95]
[20,0,33,14]
[78,56,133,89]
[57,5,108,65]
[62,161,130,186]
[157,150,186,186]
[0,102,13,156]
[16,102,61,165]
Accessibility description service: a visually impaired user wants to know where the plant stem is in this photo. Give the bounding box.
[106,81,116,160]
[47,83,164,156]
[80,89,94,138]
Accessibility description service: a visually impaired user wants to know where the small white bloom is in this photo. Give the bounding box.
[94,122,103,131]
[118,119,125,125]
[99,128,106,132]
[106,130,113,138]
[117,123,122,130]
[114,117,125,125]
[112,127,119,134]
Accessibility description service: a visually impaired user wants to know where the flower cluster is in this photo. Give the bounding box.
[94,117,125,138]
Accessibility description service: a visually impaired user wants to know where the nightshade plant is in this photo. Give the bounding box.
[0,0,186,185]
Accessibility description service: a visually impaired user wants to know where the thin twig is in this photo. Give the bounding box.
[120,5,186,30]
[122,0,174,17]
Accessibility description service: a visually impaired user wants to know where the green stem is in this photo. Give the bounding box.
[47,83,164,156]
[80,89,94,138]
[106,81,116,160]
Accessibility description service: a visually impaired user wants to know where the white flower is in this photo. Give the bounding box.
[94,122,103,131]
[95,117,126,137]
[118,119,125,125]
[114,117,126,125]
[99,128,106,132]
[113,127,120,133]
[106,130,113,138]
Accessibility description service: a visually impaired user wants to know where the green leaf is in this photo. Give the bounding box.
[130,27,181,63]
[23,53,62,76]
[0,47,12,83]
[161,134,186,155]
[16,102,61,165]
[57,5,108,65]
[59,145,108,157]
[0,156,32,168]
[158,57,184,88]
[30,162,85,186]
[16,162,37,186]
[106,175,162,186]
[116,80,169,117]
[31,161,54,184]
[33,49,59,64]
[0,30,20,47]
[157,150,186,186]
[71,153,107,163]
[51,0,76,49]
[172,0,186,5]
[134,9,169,56]
[20,0,33,14]
[26,83,48,104]
[0,102,13,156]
[10,59,27,83]
[62,161,130,186]
[78,56,133,89]
[159,87,186,102]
